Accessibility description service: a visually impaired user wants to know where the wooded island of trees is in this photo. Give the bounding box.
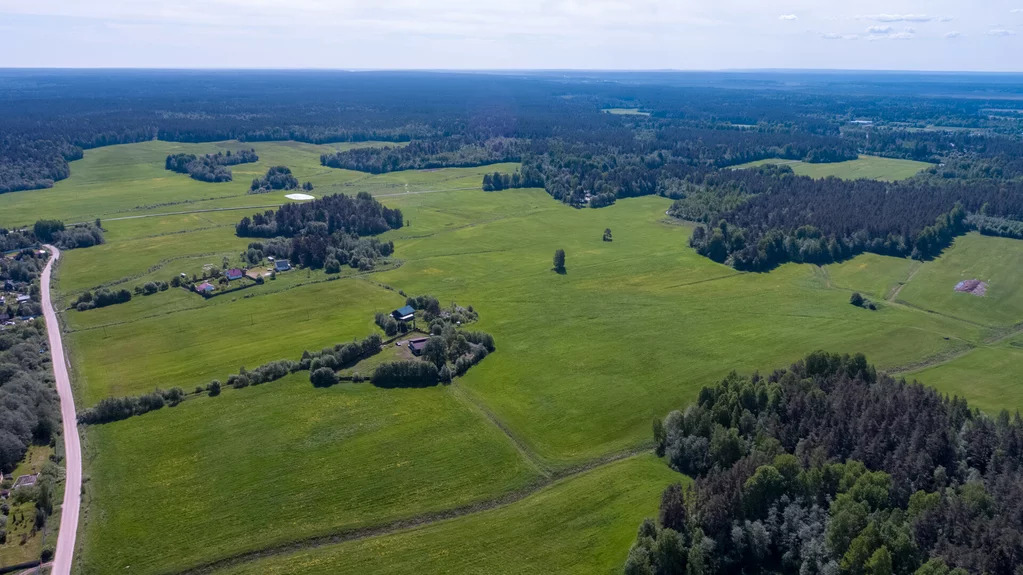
[626,352,1023,575]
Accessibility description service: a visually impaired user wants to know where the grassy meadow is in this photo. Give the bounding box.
[733,154,933,181]
[78,374,541,575]
[0,139,1017,573]
[895,233,1023,329]
[216,454,681,575]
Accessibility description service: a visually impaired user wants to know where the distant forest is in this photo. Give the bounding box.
[626,352,1023,575]
[3,70,1023,268]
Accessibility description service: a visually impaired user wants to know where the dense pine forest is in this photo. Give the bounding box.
[627,352,1023,575]
[235,193,401,269]
[4,70,1023,270]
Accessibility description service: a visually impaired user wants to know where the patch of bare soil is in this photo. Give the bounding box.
[954,279,988,297]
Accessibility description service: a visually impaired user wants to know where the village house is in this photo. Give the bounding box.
[275,259,291,272]
[392,305,415,322]
[408,337,429,356]
[195,281,216,295]
[16,294,31,304]
[225,268,245,281]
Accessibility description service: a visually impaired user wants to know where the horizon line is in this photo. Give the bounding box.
[2,66,1023,75]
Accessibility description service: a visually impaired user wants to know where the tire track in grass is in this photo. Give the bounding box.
[166,447,652,575]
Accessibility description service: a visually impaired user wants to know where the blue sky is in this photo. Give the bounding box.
[0,0,1020,70]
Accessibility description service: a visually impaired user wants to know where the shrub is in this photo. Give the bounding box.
[850,292,864,307]
[310,367,339,388]
[207,380,222,397]
[40,547,54,562]
[371,361,439,388]
[78,391,166,424]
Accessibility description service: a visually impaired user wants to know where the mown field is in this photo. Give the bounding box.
[732,154,933,181]
[0,139,1018,574]
[78,373,541,575]
[895,233,1023,329]
[216,454,681,575]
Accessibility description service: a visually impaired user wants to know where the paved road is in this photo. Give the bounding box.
[41,245,82,575]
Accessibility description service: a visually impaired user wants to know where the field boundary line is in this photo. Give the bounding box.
[886,260,922,302]
[447,382,552,477]
[166,447,652,575]
[71,204,282,225]
[888,320,1023,375]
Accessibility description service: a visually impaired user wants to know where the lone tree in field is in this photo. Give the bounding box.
[553,249,566,274]
[603,228,613,242]
[850,292,864,308]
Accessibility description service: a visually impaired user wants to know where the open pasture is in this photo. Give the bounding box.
[215,454,680,575]
[895,233,1023,329]
[906,343,1023,415]
[78,373,540,575]
[0,139,1017,573]
[732,154,932,181]
[67,277,403,405]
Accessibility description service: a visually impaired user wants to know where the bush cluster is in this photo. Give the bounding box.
[78,387,185,425]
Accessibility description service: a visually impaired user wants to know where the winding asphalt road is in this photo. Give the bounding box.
[41,245,81,575]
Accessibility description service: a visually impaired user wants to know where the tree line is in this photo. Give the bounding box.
[626,351,1023,574]
[165,149,258,183]
[321,137,528,174]
[0,322,59,474]
[3,69,1020,200]
[33,219,105,250]
[678,163,1023,270]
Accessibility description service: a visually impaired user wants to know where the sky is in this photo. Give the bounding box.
[0,0,1021,71]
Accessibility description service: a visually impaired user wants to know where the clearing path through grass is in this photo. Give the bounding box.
[211,454,680,575]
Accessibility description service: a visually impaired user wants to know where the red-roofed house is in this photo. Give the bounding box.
[226,268,244,281]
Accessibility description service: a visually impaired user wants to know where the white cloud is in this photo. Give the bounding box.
[863,14,934,23]
[1012,9,1023,13]
[866,25,915,40]
[988,29,1018,36]
[0,0,1020,70]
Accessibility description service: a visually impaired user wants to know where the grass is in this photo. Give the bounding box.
[732,154,933,181]
[0,446,53,569]
[369,190,986,463]
[66,277,405,406]
[0,139,1017,573]
[78,373,541,575]
[825,253,918,300]
[216,454,681,575]
[0,140,398,228]
[895,233,1023,329]
[906,343,1023,415]
[0,498,44,568]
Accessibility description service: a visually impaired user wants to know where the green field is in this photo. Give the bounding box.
[67,278,404,406]
[732,155,933,181]
[217,454,680,575]
[907,343,1023,414]
[602,108,650,116]
[0,139,1018,574]
[78,373,541,575]
[896,233,1023,329]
